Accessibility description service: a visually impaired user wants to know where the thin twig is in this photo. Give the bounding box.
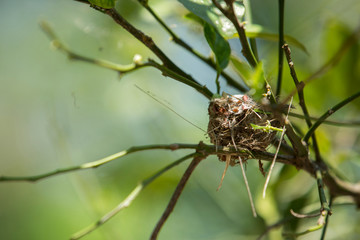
[0,143,296,182]
[0,144,196,182]
[283,207,331,238]
[40,21,214,99]
[102,8,194,82]
[71,153,197,240]
[150,153,207,239]
[290,209,321,219]
[262,97,293,198]
[211,0,258,67]
[283,44,322,163]
[288,112,360,127]
[74,1,214,98]
[320,196,333,240]
[315,168,331,212]
[40,21,150,73]
[303,90,360,143]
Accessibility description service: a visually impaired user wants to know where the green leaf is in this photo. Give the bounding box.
[184,12,205,25]
[250,61,265,99]
[230,55,253,81]
[178,0,245,37]
[230,55,264,90]
[230,55,265,99]
[89,0,116,9]
[204,23,231,70]
[230,24,308,54]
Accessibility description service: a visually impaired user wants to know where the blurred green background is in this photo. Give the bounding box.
[0,0,359,239]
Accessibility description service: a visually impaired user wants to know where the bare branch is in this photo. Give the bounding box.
[0,144,196,182]
[290,209,321,219]
[150,151,207,239]
[73,1,215,99]
[40,21,214,99]
[283,44,322,163]
[211,0,258,67]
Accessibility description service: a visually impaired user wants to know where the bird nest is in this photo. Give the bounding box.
[208,94,280,165]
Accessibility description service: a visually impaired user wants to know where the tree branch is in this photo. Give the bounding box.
[40,21,214,99]
[212,0,258,67]
[74,1,213,97]
[150,151,207,239]
[0,144,197,182]
[283,44,322,163]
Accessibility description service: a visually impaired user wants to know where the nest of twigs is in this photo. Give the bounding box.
[208,94,280,165]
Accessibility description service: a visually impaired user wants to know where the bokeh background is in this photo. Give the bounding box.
[1,0,360,239]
